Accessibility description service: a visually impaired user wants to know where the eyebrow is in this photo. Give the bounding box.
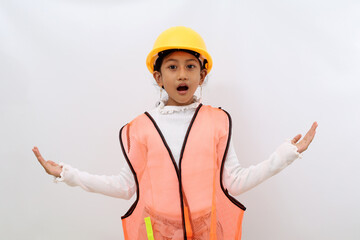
[164,58,198,63]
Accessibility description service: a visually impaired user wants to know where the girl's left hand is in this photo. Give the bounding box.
[291,122,318,153]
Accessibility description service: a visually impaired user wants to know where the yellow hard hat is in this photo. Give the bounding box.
[146,26,213,74]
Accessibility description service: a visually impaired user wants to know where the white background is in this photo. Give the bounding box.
[1,0,359,239]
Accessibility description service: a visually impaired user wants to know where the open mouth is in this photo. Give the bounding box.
[177,85,189,91]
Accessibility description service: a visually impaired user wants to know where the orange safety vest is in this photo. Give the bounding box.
[119,103,246,240]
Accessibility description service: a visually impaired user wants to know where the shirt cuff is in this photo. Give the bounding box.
[284,138,303,159]
[53,162,66,183]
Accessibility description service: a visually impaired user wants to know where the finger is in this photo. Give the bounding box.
[32,147,47,167]
[298,122,318,152]
[302,122,318,143]
[308,122,318,136]
[291,134,302,144]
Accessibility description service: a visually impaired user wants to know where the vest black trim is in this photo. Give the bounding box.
[118,104,246,234]
[219,108,246,211]
[143,103,203,240]
[119,125,140,219]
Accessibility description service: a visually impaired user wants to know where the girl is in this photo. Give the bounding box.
[33,26,317,240]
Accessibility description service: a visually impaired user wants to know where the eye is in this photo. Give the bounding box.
[168,65,177,70]
[187,64,196,69]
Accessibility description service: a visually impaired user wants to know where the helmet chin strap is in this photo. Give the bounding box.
[202,59,208,70]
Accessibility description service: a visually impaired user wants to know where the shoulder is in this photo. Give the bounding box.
[119,112,152,145]
[126,112,150,128]
[198,104,232,138]
[119,111,149,135]
[200,104,231,121]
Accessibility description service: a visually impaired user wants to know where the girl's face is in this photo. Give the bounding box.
[153,51,207,106]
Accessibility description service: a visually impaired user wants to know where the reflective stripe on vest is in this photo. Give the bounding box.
[119,104,246,240]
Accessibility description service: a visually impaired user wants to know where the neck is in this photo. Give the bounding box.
[165,99,195,106]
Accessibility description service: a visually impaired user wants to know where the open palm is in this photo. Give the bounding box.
[291,122,318,153]
[32,146,62,177]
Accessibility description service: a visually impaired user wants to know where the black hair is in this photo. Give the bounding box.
[153,49,208,73]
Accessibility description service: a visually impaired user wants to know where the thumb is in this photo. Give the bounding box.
[291,134,302,144]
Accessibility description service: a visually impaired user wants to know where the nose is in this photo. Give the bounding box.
[178,66,188,80]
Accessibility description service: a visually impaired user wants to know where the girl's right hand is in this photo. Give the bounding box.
[32,146,63,178]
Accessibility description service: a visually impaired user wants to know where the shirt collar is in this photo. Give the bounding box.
[155,95,200,114]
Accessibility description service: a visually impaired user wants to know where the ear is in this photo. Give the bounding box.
[153,71,163,87]
[199,69,208,85]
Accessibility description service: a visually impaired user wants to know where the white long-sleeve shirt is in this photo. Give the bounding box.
[55,97,302,199]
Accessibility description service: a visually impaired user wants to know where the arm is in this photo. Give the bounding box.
[54,162,136,200]
[223,121,318,196]
[32,146,136,200]
[223,138,302,196]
